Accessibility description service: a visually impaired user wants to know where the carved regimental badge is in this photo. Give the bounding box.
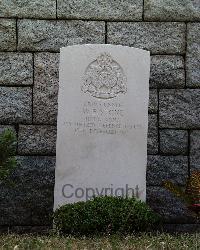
[82,53,127,99]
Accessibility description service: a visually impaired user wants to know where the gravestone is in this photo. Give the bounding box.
[54,44,150,210]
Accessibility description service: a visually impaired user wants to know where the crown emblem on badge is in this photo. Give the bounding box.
[81,53,127,99]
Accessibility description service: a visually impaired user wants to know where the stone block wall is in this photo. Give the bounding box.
[0,0,200,229]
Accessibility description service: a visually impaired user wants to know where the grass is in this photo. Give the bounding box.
[0,233,199,250]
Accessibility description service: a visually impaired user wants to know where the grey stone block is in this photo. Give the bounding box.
[57,0,143,21]
[150,56,185,88]
[160,129,188,155]
[18,125,56,155]
[190,130,200,171]
[18,20,105,52]
[0,19,16,51]
[186,23,200,87]
[144,0,200,21]
[107,22,186,54]
[159,89,200,129]
[148,114,158,154]
[0,156,55,225]
[149,90,158,113]
[147,155,188,186]
[0,53,33,86]
[0,0,56,19]
[33,53,59,124]
[0,87,32,124]
[147,187,195,223]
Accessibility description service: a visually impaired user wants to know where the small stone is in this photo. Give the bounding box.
[0,0,56,19]
[107,22,186,54]
[148,114,158,154]
[18,125,56,155]
[33,53,59,124]
[0,19,16,51]
[149,90,158,113]
[159,89,200,129]
[0,87,32,124]
[190,130,200,171]
[144,0,200,21]
[150,56,185,88]
[147,155,188,186]
[160,129,188,155]
[0,156,55,225]
[18,20,105,52]
[147,187,195,223]
[0,53,33,86]
[57,0,143,21]
[186,23,200,87]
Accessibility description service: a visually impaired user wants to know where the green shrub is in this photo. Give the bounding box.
[53,196,160,235]
[0,128,17,184]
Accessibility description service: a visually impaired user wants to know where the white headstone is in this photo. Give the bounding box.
[54,44,150,210]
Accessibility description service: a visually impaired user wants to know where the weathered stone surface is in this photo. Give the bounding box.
[0,156,55,225]
[0,87,32,124]
[186,23,200,87]
[0,53,33,86]
[57,0,143,21]
[150,56,185,88]
[147,155,188,186]
[147,187,195,223]
[107,22,186,54]
[148,114,158,154]
[18,125,56,155]
[160,129,188,155]
[144,0,200,21]
[18,20,105,52]
[190,130,200,171]
[0,19,16,51]
[159,89,200,129]
[54,45,150,207]
[149,90,158,113]
[33,53,59,124]
[0,0,56,19]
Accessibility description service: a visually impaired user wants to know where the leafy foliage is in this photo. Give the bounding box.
[163,181,193,205]
[185,171,200,205]
[163,171,200,217]
[0,129,17,183]
[53,196,160,235]
[163,171,200,206]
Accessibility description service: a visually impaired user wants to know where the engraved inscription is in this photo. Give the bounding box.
[63,101,143,135]
[82,53,127,99]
